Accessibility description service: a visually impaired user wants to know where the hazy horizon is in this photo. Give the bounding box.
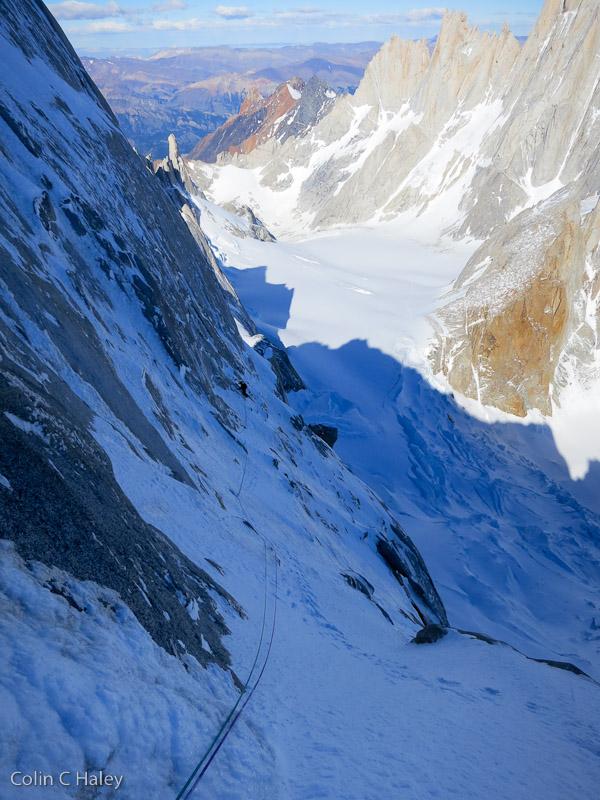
[47,1,544,57]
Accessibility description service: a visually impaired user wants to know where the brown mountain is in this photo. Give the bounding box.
[188,78,304,162]
[188,75,337,162]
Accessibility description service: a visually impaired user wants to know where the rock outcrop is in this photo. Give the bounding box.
[276,75,337,145]
[431,192,596,415]
[154,133,198,195]
[221,202,277,242]
[430,0,600,415]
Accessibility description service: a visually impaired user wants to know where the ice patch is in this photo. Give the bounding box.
[234,317,264,348]
[4,412,49,443]
[581,193,599,216]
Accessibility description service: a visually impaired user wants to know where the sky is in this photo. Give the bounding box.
[48,1,546,55]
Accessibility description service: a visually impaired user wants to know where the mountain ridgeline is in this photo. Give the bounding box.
[82,42,379,158]
[188,75,338,163]
[192,0,600,420]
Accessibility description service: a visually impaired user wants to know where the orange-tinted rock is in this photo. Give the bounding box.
[188,78,304,162]
[433,198,589,416]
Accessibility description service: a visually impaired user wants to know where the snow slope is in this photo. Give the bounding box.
[1,2,600,799]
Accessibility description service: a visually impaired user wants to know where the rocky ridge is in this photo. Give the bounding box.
[188,75,337,162]
[188,78,305,162]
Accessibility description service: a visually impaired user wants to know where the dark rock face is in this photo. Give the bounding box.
[341,571,394,623]
[341,572,374,597]
[153,139,306,408]
[308,423,338,448]
[412,624,448,644]
[277,75,337,145]
[376,534,449,627]
[0,0,251,677]
[255,338,306,398]
[0,377,242,681]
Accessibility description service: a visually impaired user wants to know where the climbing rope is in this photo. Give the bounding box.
[175,391,278,799]
[174,536,269,800]
[179,557,278,800]
[233,398,249,499]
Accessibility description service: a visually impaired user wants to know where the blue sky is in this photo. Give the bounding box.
[48,1,546,54]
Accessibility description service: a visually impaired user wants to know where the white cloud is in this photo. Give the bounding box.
[363,8,444,24]
[152,0,188,11]
[152,16,207,29]
[404,7,445,22]
[65,3,448,36]
[290,5,325,12]
[214,5,254,19]
[48,0,125,19]
[73,19,134,32]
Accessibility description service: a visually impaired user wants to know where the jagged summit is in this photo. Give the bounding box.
[187,73,337,162]
[188,77,305,162]
[351,34,430,110]
[276,74,337,145]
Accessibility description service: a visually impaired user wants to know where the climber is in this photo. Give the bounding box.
[237,380,249,398]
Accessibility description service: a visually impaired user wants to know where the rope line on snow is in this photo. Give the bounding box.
[174,535,269,800]
[233,399,249,499]
[175,393,278,799]
[181,557,278,799]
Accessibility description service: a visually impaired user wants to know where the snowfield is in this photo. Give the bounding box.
[3,536,600,800]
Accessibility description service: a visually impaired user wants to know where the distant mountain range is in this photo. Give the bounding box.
[82,43,380,158]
